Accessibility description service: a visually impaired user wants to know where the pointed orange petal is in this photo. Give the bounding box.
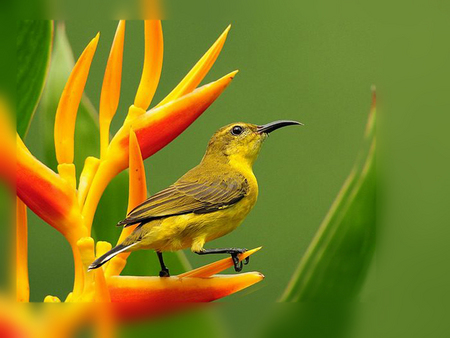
[126,129,148,213]
[82,71,237,229]
[129,71,238,161]
[179,247,262,278]
[115,70,238,165]
[108,272,264,321]
[54,33,99,165]
[16,198,29,302]
[105,130,147,277]
[133,20,163,111]
[156,25,230,108]
[100,21,125,158]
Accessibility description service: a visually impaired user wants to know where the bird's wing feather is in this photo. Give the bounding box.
[118,169,249,227]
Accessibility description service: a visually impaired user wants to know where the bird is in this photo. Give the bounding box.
[89,120,302,276]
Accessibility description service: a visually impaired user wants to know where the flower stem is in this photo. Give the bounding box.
[16,197,29,302]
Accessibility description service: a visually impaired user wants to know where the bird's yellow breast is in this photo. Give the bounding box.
[131,165,258,253]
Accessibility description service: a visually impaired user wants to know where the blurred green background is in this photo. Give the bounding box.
[6,1,450,337]
[11,3,377,337]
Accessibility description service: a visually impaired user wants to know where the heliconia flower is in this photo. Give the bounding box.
[82,26,236,229]
[10,19,263,319]
[14,20,236,235]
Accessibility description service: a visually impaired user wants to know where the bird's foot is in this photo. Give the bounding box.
[159,268,170,277]
[230,248,249,272]
[194,247,250,272]
[231,253,243,272]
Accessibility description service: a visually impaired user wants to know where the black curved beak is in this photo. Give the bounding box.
[257,120,303,134]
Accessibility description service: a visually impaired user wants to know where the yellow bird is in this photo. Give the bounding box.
[89,120,301,276]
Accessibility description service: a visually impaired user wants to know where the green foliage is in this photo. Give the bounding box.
[262,303,356,338]
[16,20,53,138]
[280,105,376,301]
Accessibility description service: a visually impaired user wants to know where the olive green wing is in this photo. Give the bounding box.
[118,170,249,227]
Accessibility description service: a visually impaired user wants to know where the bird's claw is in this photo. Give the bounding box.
[230,248,249,272]
[239,248,250,265]
[231,253,243,272]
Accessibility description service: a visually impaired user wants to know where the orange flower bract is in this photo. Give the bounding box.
[10,20,263,320]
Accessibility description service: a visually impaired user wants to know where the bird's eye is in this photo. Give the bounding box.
[231,125,243,136]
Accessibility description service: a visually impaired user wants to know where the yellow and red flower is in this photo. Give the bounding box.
[7,20,264,322]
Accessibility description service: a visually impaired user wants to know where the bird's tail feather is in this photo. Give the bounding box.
[88,243,136,271]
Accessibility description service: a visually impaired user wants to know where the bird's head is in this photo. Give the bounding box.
[203,120,302,165]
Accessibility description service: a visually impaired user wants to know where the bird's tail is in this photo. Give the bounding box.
[88,243,136,271]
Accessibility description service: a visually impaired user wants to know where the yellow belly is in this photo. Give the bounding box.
[132,176,258,253]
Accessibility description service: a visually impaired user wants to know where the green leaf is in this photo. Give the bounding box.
[280,96,376,302]
[17,20,53,138]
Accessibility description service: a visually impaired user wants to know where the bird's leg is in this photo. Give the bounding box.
[156,251,170,277]
[195,248,249,272]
